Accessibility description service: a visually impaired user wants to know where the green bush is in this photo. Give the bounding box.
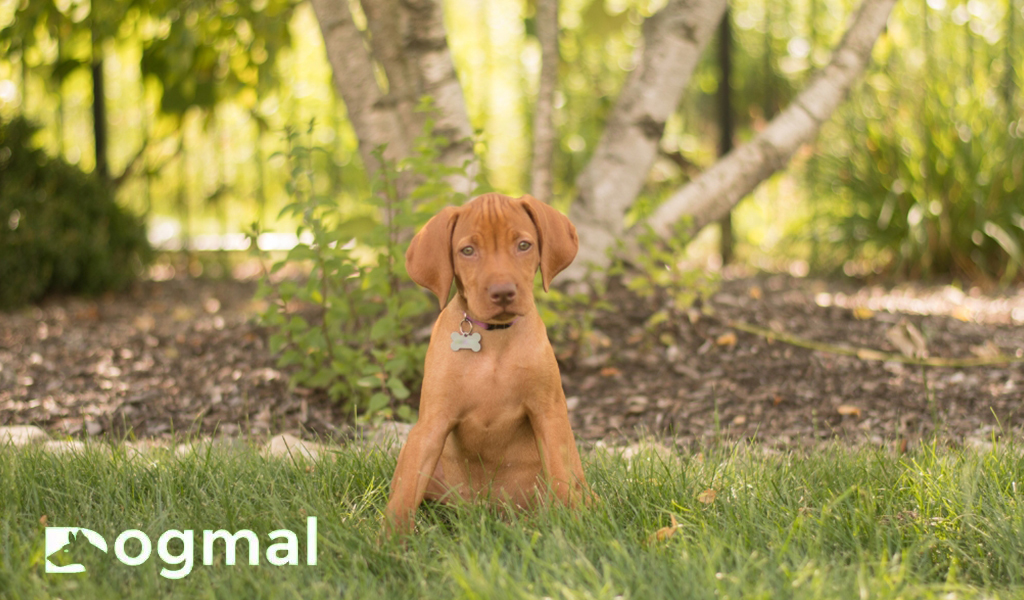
[804,3,1024,283]
[251,103,487,421]
[0,116,152,309]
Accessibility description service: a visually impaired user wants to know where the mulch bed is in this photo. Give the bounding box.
[2,270,1023,450]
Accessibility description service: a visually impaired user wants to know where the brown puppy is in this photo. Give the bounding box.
[385,193,589,535]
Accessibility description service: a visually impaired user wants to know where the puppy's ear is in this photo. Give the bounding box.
[519,195,579,291]
[405,206,459,309]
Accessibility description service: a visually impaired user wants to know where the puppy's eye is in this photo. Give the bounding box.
[460,246,475,256]
[517,241,532,251]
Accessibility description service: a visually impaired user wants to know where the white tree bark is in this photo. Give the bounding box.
[399,0,477,193]
[645,0,897,237]
[565,0,728,279]
[530,0,559,204]
[308,0,409,167]
[308,0,475,194]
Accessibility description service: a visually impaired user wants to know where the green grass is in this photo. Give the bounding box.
[2,440,1024,599]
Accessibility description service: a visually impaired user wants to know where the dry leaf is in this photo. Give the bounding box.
[856,348,888,361]
[885,320,928,359]
[852,307,875,320]
[697,488,717,504]
[133,313,156,333]
[172,306,195,322]
[600,367,621,377]
[715,332,738,348]
[951,306,972,322]
[649,515,681,543]
[837,404,862,418]
[39,514,47,526]
[732,414,747,425]
[748,286,763,300]
[969,340,1002,359]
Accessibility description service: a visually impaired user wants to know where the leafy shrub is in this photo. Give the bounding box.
[0,116,152,309]
[804,3,1024,284]
[251,104,487,421]
[607,225,720,354]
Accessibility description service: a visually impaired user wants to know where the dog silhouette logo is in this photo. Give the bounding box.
[45,527,108,573]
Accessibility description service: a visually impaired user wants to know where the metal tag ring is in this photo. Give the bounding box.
[459,315,474,336]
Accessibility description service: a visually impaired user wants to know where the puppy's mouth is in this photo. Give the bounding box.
[485,310,521,324]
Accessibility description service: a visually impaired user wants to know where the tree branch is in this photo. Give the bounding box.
[644,0,897,237]
[571,0,728,227]
[563,0,726,280]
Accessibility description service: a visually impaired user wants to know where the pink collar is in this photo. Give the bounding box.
[463,312,519,330]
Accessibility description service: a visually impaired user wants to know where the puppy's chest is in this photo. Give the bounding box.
[448,358,539,405]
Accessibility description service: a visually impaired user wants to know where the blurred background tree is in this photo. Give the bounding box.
[1,0,1021,294]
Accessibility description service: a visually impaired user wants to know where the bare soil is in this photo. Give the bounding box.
[2,271,1022,450]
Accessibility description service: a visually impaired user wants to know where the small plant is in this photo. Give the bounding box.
[537,275,613,362]
[0,117,152,309]
[250,102,486,422]
[611,223,720,340]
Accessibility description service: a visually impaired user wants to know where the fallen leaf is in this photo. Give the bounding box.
[856,348,888,361]
[172,305,194,322]
[885,320,928,359]
[600,367,621,377]
[648,515,681,543]
[74,305,100,321]
[715,332,738,348]
[133,313,156,332]
[732,414,747,425]
[951,306,972,322]
[39,514,47,526]
[697,488,717,504]
[969,340,1002,359]
[837,404,862,418]
[748,286,763,300]
[852,307,875,320]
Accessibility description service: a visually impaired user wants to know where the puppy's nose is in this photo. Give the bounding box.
[488,282,517,306]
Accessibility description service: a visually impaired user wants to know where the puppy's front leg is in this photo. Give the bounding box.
[385,415,455,536]
[527,400,581,506]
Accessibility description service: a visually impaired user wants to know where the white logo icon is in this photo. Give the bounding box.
[45,527,109,573]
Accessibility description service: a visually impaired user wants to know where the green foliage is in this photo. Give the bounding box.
[611,223,720,340]
[537,274,613,362]
[251,104,487,421]
[805,1,1024,283]
[0,117,152,309]
[139,0,299,116]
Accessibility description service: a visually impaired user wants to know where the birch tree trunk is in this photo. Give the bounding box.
[530,0,559,204]
[308,0,475,195]
[564,0,728,280]
[643,0,896,237]
[307,0,896,283]
[563,0,897,279]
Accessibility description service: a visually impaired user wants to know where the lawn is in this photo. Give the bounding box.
[2,440,1024,599]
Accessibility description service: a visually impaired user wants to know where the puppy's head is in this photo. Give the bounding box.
[405,193,579,321]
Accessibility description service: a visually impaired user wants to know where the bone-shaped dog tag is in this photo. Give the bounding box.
[450,331,481,352]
